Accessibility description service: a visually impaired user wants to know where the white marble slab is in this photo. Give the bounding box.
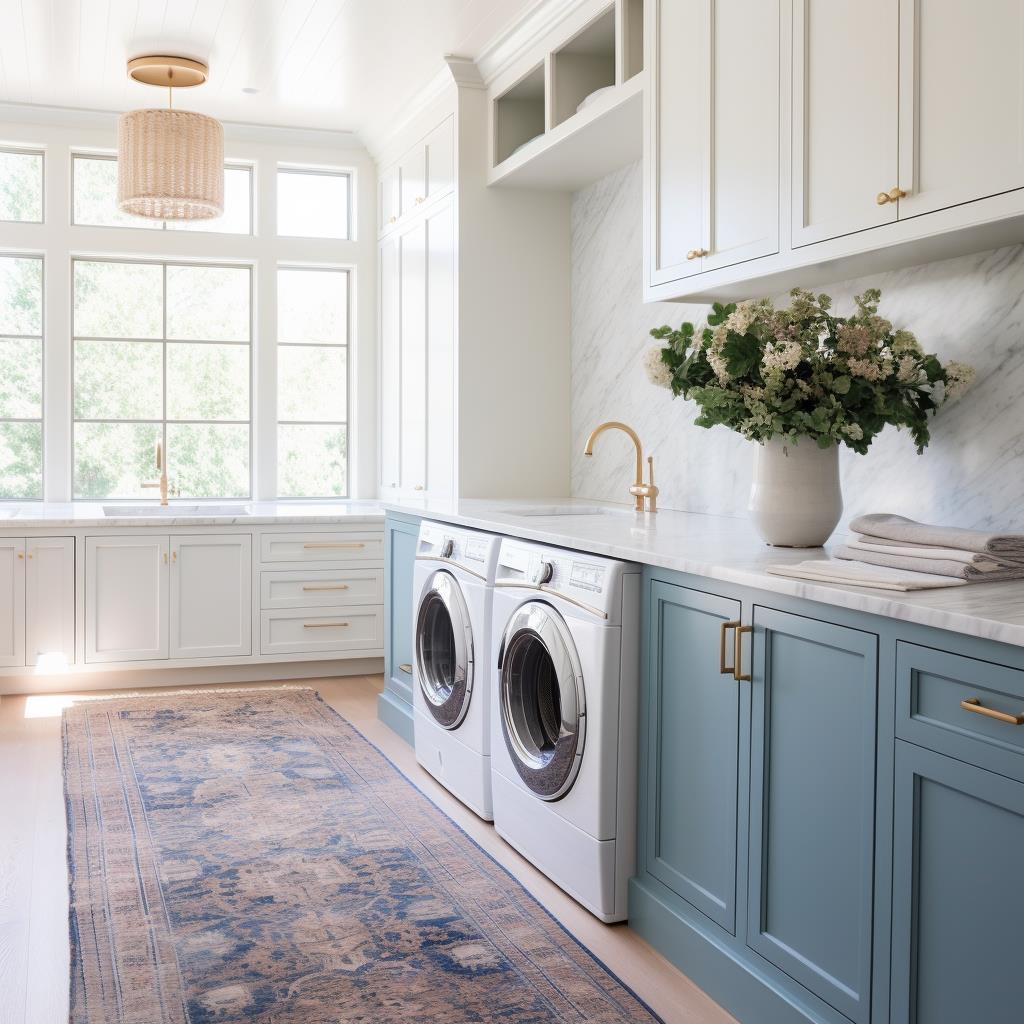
[387,497,1024,649]
[0,500,388,529]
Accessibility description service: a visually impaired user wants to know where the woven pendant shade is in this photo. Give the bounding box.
[117,109,224,220]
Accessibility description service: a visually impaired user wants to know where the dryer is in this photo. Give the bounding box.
[412,521,500,820]
[489,537,640,922]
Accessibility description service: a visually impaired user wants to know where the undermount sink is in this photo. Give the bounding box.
[102,504,252,517]
[502,504,633,518]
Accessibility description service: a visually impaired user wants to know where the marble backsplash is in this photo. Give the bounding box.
[570,161,1024,532]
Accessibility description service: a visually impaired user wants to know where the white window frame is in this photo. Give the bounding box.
[0,145,45,224]
[0,113,377,502]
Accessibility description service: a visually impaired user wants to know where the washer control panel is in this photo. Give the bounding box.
[499,543,608,598]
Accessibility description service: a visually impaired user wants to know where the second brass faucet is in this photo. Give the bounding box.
[583,421,659,513]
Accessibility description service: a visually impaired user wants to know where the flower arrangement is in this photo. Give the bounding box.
[645,288,974,455]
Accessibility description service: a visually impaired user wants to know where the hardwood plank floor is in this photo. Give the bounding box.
[0,675,734,1024]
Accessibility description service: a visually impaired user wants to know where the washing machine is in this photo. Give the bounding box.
[489,537,640,922]
[412,520,501,820]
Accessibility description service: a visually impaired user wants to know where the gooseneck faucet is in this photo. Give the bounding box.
[583,421,659,513]
[142,440,179,506]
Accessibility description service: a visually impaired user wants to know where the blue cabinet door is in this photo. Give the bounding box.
[891,740,1024,1024]
[747,607,878,1024]
[644,581,743,933]
[380,513,419,742]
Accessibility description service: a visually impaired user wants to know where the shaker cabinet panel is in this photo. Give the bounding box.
[424,117,455,202]
[379,234,401,493]
[898,0,1024,219]
[384,515,419,708]
[747,607,878,1024]
[0,539,25,667]
[792,0,899,246]
[425,201,455,502]
[399,222,428,494]
[25,537,74,667]
[644,581,743,933]
[891,741,1024,1024]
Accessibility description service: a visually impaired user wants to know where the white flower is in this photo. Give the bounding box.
[944,360,975,401]
[762,340,802,373]
[897,354,920,383]
[847,357,885,381]
[708,349,731,382]
[726,300,757,335]
[843,423,864,441]
[643,347,674,389]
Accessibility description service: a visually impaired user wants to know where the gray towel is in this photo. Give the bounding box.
[836,544,1024,582]
[849,514,1024,555]
[853,534,1024,568]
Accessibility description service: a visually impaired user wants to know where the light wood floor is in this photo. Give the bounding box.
[0,674,734,1024]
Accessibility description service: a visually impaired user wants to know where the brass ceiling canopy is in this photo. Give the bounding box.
[127,55,209,89]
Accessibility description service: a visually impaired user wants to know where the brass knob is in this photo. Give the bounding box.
[876,187,907,205]
[686,247,709,260]
[388,216,397,224]
[415,196,424,204]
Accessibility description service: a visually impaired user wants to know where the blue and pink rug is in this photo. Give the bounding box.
[63,687,661,1023]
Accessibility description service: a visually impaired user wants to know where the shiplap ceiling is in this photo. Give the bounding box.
[0,0,541,139]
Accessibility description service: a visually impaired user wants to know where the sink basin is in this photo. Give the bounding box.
[102,504,252,517]
[502,504,632,518]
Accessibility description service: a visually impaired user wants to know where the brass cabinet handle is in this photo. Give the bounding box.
[398,663,413,674]
[686,248,709,260]
[876,186,907,205]
[303,621,350,629]
[388,216,397,224]
[960,697,1024,725]
[734,625,753,682]
[415,196,425,204]
[720,621,740,675]
[301,584,350,591]
[302,542,365,549]
[17,552,23,559]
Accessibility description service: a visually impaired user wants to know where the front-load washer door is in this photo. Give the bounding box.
[498,601,586,801]
[416,570,474,729]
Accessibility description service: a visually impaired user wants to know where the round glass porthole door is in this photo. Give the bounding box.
[415,570,474,729]
[498,601,586,801]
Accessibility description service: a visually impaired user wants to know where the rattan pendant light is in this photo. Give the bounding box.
[118,56,224,221]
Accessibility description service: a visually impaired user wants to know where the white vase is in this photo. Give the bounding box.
[748,438,843,547]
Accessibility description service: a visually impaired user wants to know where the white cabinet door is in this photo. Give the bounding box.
[399,221,427,494]
[400,145,427,218]
[25,538,74,667]
[85,535,168,663]
[170,535,251,659]
[702,0,780,272]
[898,0,1024,219]
[646,0,707,285]
[425,199,455,499]
[792,0,899,246]
[379,164,400,231]
[0,539,25,667]
[424,117,455,202]
[379,234,401,493]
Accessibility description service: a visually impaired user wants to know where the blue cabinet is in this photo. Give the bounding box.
[378,511,420,744]
[747,608,877,1024]
[891,741,1024,1024]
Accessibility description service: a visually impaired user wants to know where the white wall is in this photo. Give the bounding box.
[571,161,1024,531]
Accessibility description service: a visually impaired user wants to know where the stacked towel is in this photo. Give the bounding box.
[765,560,966,591]
[836,514,1024,583]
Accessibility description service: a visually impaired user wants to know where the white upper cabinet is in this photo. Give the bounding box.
[400,145,427,218]
[379,234,401,494]
[647,0,780,286]
[424,117,455,202]
[25,538,74,667]
[898,0,1024,219]
[792,0,900,247]
[379,117,455,237]
[399,221,428,494]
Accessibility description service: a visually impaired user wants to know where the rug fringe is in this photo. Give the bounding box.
[62,684,316,708]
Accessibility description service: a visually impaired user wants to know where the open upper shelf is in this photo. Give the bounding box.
[488,0,645,191]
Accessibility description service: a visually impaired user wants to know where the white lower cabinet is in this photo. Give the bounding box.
[0,539,26,667]
[25,537,75,667]
[170,536,252,659]
[260,607,383,656]
[86,534,251,664]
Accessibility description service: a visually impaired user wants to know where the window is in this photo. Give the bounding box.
[72,259,251,499]
[72,154,253,234]
[276,267,348,497]
[0,256,43,498]
[277,167,350,238]
[0,148,43,223]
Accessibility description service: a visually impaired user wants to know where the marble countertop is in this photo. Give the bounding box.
[386,497,1024,649]
[0,500,388,528]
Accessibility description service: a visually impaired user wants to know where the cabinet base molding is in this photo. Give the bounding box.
[377,688,414,745]
[628,878,836,1024]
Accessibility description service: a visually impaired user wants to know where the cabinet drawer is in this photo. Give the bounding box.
[260,568,384,609]
[897,642,1024,782]
[259,531,384,565]
[260,606,383,655]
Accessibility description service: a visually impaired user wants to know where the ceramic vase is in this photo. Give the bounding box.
[748,437,842,547]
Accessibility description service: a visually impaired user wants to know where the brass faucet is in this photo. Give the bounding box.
[142,440,179,506]
[583,421,659,513]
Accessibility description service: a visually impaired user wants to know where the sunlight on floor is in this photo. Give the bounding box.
[24,694,79,719]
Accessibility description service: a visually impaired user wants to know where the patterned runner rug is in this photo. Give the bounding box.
[64,687,661,1023]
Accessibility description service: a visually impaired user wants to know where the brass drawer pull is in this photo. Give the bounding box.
[876,186,907,205]
[398,663,413,674]
[303,621,350,629]
[734,625,753,682]
[960,697,1024,726]
[686,247,709,260]
[302,542,365,549]
[301,584,350,591]
[720,621,740,676]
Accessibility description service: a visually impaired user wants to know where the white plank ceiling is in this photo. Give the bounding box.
[0,0,541,138]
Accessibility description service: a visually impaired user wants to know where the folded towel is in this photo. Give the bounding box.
[766,559,966,591]
[849,513,1024,555]
[854,535,1024,568]
[835,545,1024,581]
